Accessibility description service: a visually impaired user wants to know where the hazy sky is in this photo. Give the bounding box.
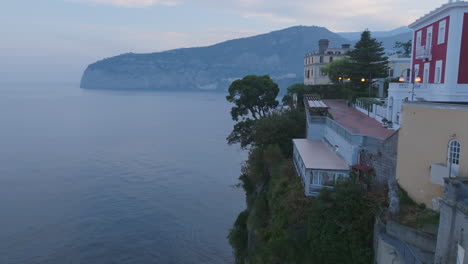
[0,0,448,84]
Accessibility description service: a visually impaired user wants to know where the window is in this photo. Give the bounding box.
[448,140,461,177]
[320,56,324,63]
[448,140,461,166]
[435,60,443,83]
[423,62,430,83]
[312,171,321,185]
[335,51,341,55]
[414,64,420,81]
[416,30,422,48]
[426,26,433,49]
[438,20,446,45]
[329,56,333,62]
[389,69,394,77]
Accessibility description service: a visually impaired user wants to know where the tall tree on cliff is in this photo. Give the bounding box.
[226,75,279,148]
[226,75,279,121]
[347,30,389,97]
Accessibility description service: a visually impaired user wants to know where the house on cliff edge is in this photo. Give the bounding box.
[292,94,395,196]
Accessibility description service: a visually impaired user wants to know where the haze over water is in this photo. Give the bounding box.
[0,85,246,264]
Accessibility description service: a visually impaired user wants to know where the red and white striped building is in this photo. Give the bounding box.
[383,1,468,127]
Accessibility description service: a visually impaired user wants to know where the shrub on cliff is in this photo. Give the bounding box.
[308,181,377,264]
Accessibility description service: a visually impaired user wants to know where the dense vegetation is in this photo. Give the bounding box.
[226,78,378,264]
[321,30,389,101]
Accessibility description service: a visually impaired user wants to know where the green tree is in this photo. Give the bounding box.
[226,75,279,121]
[321,58,353,83]
[227,109,305,156]
[394,40,412,57]
[347,30,389,98]
[308,181,377,264]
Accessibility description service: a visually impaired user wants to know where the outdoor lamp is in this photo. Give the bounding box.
[415,77,422,82]
[361,78,366,82]
[399,77,405,82]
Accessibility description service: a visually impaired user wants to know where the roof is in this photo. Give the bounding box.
[304,94,328,109]
[409,1,468,29]
[293,139,349,171]
[323,99,395,139]
[404,101,468,112]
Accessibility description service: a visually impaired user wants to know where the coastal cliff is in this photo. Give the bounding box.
[81,26,410,91]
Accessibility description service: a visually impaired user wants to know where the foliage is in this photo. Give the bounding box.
[348,30,389,81]
[227,109,305,157]
[230,144,378,263]
[308,181,377,264]
[347,30,389,100]
[394,40,412,57]
[397,184,440,230]
[251,110,305,157]
[321,58,353,83]
[226,119,256,149]
[281,83,349,108]
[357,97,385,106]
[226,75,279,121]
[228,210,249,264]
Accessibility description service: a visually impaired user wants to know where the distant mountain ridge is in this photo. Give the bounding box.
[80,26,412,92]
[337,26,411,41]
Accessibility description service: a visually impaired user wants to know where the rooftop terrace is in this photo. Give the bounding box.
[323,99,395,140]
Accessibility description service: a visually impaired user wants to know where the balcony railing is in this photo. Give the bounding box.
[354,98,388,122]
[415,45,432,59]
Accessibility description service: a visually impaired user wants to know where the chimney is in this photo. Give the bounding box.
[341,44,351,49]
[318,39,329,54]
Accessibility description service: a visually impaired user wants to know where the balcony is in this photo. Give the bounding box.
[415,45,432,60]
[354,98,388,123]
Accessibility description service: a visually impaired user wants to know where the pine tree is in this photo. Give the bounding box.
[348,30,389,97]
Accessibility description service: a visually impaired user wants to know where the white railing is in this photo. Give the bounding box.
[354,98,388,121]
[393,83,410,90]
[416,45,432,59]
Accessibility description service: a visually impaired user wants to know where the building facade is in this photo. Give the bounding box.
[304,39,351,85]
[293,95,394,196]
[435,177,468,264]
[384,1,468,126]
[396,101,468,208]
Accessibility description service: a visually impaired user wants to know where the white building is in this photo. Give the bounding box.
[304,39,352,85]
[293,95,394,196]
[360,1,468,128]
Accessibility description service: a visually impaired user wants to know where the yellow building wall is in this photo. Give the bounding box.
[396,103,468,207]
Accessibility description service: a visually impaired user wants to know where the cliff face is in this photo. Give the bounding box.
[80,26,351,91]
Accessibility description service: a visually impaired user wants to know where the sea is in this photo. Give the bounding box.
[0,84,246,264]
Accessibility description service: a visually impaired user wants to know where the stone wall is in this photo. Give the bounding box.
[434,178,468,264]
[361,130,399,188]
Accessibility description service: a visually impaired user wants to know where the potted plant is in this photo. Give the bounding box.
[381,118,388,128]
[387,121,393,129]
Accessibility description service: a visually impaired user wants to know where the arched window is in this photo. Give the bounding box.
[448,140,461,176]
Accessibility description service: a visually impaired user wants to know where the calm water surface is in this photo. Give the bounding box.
[0,85,246,264]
